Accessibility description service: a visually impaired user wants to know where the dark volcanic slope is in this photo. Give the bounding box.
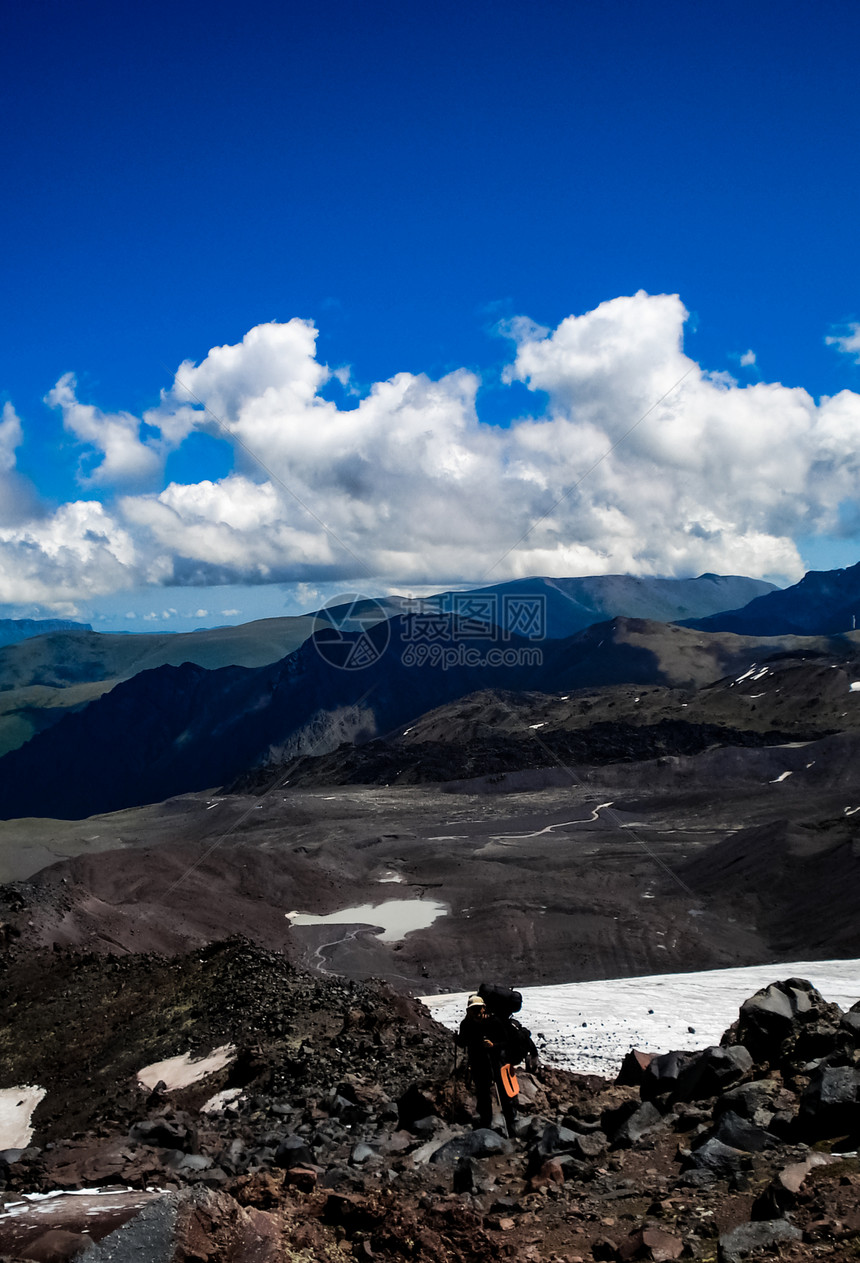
[0,937,448,1144]
[0,573,777,760]
[0,618,541,819]
[677,810,860,959]
[247,636,860,791]
[1,937,859,1263]
[0,617,855,820]
[243,720,800,792]
[683,559,860,635]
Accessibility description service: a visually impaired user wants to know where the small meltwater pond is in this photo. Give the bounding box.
[286,899,447,942]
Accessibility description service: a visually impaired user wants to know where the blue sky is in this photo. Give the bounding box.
[2,0,859,631]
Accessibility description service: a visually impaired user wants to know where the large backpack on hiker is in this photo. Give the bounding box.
[478,983,535,1066]
[478,982,522,1017]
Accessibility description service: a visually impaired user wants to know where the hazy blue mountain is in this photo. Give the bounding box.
[682,561,860,635]
[0,618,92,648]
[385,572,779,640]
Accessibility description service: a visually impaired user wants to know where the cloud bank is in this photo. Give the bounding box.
[4,292,860,610]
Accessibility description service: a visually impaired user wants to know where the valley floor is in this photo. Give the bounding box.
[2,728,858,992]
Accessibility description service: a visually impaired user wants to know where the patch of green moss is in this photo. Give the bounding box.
[808,1155,860,1181]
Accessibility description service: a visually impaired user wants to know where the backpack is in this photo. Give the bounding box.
[478,982,522,1017]
[503,1016,535,1066]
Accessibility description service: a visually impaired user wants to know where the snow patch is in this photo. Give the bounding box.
[0,1086,46,1149]
[201,1087,243,1114]
[770,771,793,783]
[420,959,860,1077]
[850,682,860,692]
[287,899,447,942]
[137,1045,235,1091]
[0,1187,163,1230]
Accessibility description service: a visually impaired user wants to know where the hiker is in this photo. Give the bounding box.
[455,991,535,1133]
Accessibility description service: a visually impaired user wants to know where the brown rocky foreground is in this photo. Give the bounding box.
[0,939,858,1262]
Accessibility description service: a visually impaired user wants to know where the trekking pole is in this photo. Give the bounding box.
[493,1079,509,1139]
[488,1049,510,1139]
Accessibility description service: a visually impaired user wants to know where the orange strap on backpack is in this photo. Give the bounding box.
[499,1063,519,1099]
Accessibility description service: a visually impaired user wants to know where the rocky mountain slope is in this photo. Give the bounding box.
[0,616,849,821]
[255,640,860,791]
[0,938,857,1262]
[0,616,320,758]
[683,561,860,636]
[0,571,776,759]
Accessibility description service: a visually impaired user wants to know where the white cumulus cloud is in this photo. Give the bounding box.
[46,373,163,486]
[0,501,138,606]
[0,402,23,473]
[827,322,860,364]
[4,293,860,609]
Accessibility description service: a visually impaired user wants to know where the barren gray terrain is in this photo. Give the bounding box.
[4,720,857,993]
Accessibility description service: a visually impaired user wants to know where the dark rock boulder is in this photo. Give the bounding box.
[273,1136,315,1169]
[718,1217,801,1262]
[529,1121,607,1167]
[616,1049,654,1086]
[411,1115,445,1137]
[560,1111,605,1135]
[714,1078,781,1124]
[711,1110,779,1153]
[840,1001,860,1040]
[616,1225,684,1260]
[429,1128,513,1164]
[730,978,842,1065]
[610,1101,665,1149]
[129,1112,198,1152]
[640,1050,696,1100]
[799,1063,860,1139]
[672,1045,753,1102]
[397,1085,438,1132]
[683,1137,748,1177]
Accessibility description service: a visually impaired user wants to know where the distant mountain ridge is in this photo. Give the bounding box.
[0,572,778,759]
[443,572,778,638]
[0,618,92,648]
[682,560,860,635]
[0,615,321,758]
[0,613,846,821]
